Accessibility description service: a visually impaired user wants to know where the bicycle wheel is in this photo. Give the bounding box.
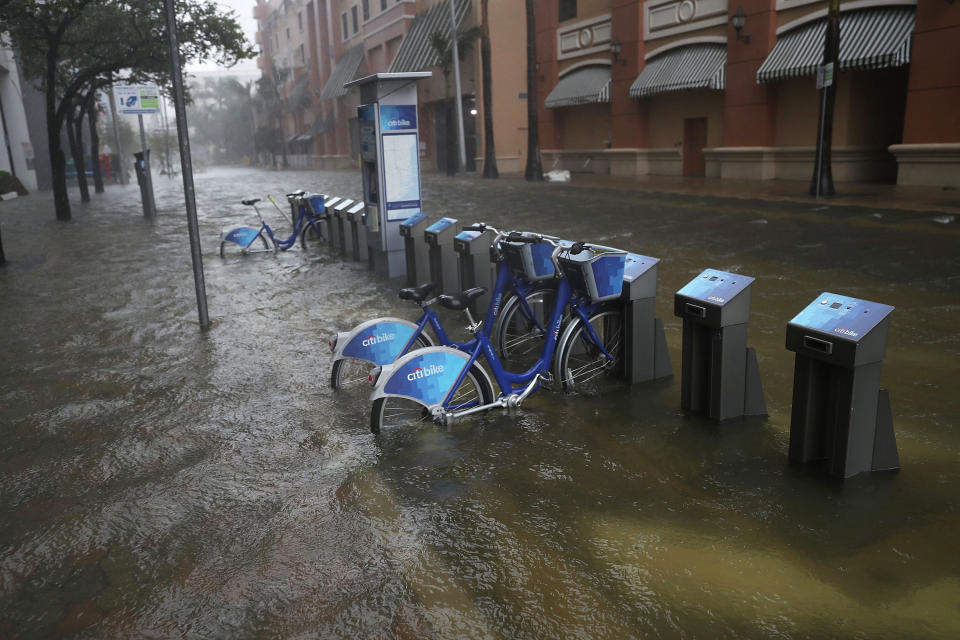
[330,334,431,392]
[300,217,325,250]
[220,233,270,258]
[554,306,624,395]
[494,285,559,372]
[370,363,493,434]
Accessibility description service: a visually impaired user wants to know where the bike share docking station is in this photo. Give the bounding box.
[621,253,673,383]
[786,293,898,478]
[453,228,495,314]
[425,217,461,295]
[347,201,367,263]
[346,72,432,280]
[324,196,343,253]
[674,269,766,421]
[400,213,431,287]
[333,198,355,258]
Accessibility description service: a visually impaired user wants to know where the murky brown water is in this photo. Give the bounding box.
[1,166,958,638]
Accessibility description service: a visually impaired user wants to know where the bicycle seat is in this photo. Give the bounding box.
[398,282,436,303]
[241,198,260,206]
[437,287,487,311]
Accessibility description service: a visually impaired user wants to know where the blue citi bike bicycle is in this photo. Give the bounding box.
[219,190,327,257]
[328,224,567,393]
[366,233,628,433]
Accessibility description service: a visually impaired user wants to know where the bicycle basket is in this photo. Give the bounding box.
[558,247,627,303]
[305,193,325,216]
[501,239,556,282]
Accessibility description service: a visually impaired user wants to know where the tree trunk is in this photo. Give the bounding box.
[68,104,90,203]
[480,0,498,179]
[524,0,542,181]
[46,49,71,221]
[87,92,104,193]
[0,223,6,265]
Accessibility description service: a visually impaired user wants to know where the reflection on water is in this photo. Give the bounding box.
[1,167,958,638]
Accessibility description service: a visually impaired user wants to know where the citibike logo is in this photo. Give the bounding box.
[407,364,444,381]
[491,293,502,317]
[362,332,395,347]
[387,118,411,129]
[833,327,859,338]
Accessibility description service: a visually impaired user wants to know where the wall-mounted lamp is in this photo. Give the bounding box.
[731,7,751,44]
[610,38,627,65]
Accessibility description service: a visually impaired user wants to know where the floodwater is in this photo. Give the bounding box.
[1,166,959,638]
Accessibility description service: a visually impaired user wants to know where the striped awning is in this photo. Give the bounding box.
[319,44,366,101]
[757,6,915,84]
[544,66,611,109]
[389,0,471,73]
[629,44,725,98]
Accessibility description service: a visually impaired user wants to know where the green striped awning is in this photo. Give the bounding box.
[629,44,725,98]
[544,66,611,109]
[389,0,471,73]
[757,7,915,84]
[319,44,366,101]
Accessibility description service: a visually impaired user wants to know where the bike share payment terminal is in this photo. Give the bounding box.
[674,269,766,421]
[621,253,672,384]
[425,217,461,295]
[347,201,367,263]
[324,196,343,253]
[453,228,494,314]
[333,198,355,258]
[345,72,432,279]
[400,213,431,287]
[786,293,898,478]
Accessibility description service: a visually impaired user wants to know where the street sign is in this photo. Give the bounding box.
[114,84,160,114]
[816,63,834,90]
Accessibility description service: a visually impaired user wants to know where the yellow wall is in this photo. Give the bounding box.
[647,90,725,148]
[485,0,531,170]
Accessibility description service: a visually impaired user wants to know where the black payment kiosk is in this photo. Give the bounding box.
[786,293,898,478]
[621,253,672,383]
[453,229,495,314]
[400,212,431,287]
[674,269,766,421]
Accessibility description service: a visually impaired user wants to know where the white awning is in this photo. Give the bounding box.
[389,0,471,73]
[757,6,915,84]
[629,44,725,98]
[544,66,611,109]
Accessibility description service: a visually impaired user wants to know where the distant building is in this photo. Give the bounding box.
[535,0,959,187]
[0,37,38,192]
[255,0,528,173]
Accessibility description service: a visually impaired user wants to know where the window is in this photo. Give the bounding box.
[362,0,370,21]
[341,13,349,40]
[381,0,387,10]
[298,12,302,31]
[559,0,576,22]
[351,5,358,33]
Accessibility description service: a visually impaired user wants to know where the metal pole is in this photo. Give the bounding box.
[810,0,840,197]
[448,0,467,171]
[108,84,127,184]
[160,91,173,178]
[138,114,157,217]
[163,0,210,329]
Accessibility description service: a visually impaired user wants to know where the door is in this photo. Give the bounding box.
[682,117,707,177]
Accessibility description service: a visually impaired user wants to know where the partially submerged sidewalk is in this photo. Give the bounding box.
[565,173,960,216]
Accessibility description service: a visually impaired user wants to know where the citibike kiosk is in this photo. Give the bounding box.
[674,269,766,421]
[400,213,431,287]
[453,228,495,314]
[324,196,343,253]
[621,253,672,384]
[345,72,432,280]
[785,293,898,478]
[333,198,355,257]
[425,217,461,295]
[347,201,367,263]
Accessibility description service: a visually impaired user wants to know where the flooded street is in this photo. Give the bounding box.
[1,166,959,638]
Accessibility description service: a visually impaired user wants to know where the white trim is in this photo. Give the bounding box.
[643,0,730,42]
[775,0,820,10]
[558,59,613,77]
[556,11,613,34]
[645,35,727,60]
[557,13,613,61]
[776,0,917,35]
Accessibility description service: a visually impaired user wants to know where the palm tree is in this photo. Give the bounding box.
[480,0,497,178]
[524,0,542,181]
[428,25,481,175]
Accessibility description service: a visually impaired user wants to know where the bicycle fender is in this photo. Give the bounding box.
[371,347,488,410]
[331,317,423,365]
[221,227,262,247]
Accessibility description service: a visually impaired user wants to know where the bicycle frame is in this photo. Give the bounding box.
[262,198,323,250]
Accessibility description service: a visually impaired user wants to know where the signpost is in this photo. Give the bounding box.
[115,84,159,216]
[810,0,840,197]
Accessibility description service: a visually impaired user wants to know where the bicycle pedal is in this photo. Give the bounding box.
[539,372,554,390]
